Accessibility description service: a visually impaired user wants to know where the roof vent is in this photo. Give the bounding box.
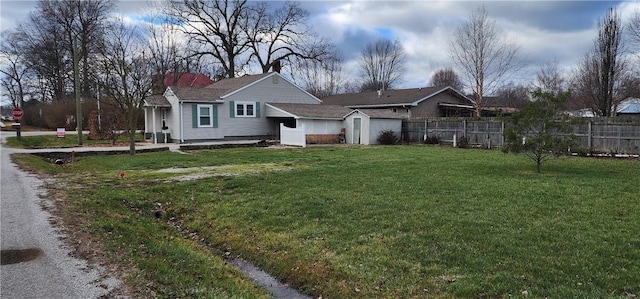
[377,90,382,97]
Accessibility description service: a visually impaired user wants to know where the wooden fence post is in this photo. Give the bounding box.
[501,121,505,148]
[588,120,592,152]
[463,119,467,138]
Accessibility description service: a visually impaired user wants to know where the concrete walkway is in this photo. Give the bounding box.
[1,130,267,155]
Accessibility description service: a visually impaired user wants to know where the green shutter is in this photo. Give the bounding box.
[212,105,218,128]
[229,101,235,118]
[255,102,260,118]
[192,104,198,128]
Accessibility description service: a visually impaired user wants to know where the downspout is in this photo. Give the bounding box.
[179,101,184,143]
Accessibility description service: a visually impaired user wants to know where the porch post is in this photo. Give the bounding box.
[152,106,157,144]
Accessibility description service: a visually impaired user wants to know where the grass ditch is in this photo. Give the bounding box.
[4,133,145,149]
[13,145,640,298]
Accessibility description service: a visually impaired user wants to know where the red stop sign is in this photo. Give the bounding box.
[12,108,23,120]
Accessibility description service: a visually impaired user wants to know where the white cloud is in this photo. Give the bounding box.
[2,0,637,94]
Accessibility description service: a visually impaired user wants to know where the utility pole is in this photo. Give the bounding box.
[73,38,83,145]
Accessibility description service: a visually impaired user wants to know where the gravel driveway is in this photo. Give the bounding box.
[1,131,122,298]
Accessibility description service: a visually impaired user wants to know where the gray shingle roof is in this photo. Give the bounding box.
[170,73,273,102]
[171,87,222,102]
[145,95,171,107]
[267,103,353,119]
[356,109,405,119]
[321,86,470,107]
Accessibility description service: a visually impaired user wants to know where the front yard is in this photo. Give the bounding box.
[13,145,640,298]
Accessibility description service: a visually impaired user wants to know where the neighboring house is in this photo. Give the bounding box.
[481,96,530,116]
[151,72,215,95]
[143,72,321,143]
[321,86,476,118]
[616,98,640,117]
[566,108,596,118]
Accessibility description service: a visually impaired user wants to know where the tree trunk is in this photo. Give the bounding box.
[128,104,136,155]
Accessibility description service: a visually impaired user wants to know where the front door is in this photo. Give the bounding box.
[353,118,361,144]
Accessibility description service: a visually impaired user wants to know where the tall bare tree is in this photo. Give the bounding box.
[292,54,346,98]
[0,31,31,108]
[10,0,114,102]
[533,59,566,96]
[430,67,463,91]
[37,0,115,97]
[450,6,522,117]
[16,12,70,102]
[93,18,155,155]
[495,83,531,109]
[358,38,406,92]
[165,0,252,79]
[629,8,640,52]
[245,2,335,74]
[144,19,209,93]
[574,8,625,116]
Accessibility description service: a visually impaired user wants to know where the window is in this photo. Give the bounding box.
[233,101,259,118]
[194,104,218,128]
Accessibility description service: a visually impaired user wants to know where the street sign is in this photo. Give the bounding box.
[12,108,23,120]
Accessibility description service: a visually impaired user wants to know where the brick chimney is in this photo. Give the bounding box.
[272,60,281,73]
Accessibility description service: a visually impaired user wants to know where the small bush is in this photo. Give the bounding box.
[456,136,469,148]
[424,135,440,144]
[377,130,398,145]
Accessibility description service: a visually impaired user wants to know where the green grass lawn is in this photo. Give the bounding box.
[14,145,640,298]
[4,133,145,148]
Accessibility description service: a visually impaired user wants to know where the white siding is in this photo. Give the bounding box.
[165,89,185,142]
[344,110,403,145]
[181,103,225,141]
[369,119,402,144]
[149,74,323,142]
[225,75,321,104]
[211,74,321,140]
[344,111,370,145]
[298,119,343,134]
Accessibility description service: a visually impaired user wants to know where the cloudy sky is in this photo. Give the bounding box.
[1,0,639,92]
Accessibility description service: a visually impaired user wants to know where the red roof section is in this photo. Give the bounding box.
[163,73,214,88]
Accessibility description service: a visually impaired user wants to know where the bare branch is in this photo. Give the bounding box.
[358,39,407,91]
[449,6,523,116]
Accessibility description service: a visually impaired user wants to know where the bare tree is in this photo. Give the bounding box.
[358,39,406,92]
[165,0,252,79]
[17,13,70,102]
[495,83,531,109]
[0,31,30,108]
[245,2,336,74]
[11,0,113,102]
[574,8,625,116]
[144,19,208,93]
[292,54,346,98]
[629,8,640,52]
[430,67,463,91]
[450,6,522,117]
[36,0,115,97]
[533,59,566,96]
[93,18,155,155]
